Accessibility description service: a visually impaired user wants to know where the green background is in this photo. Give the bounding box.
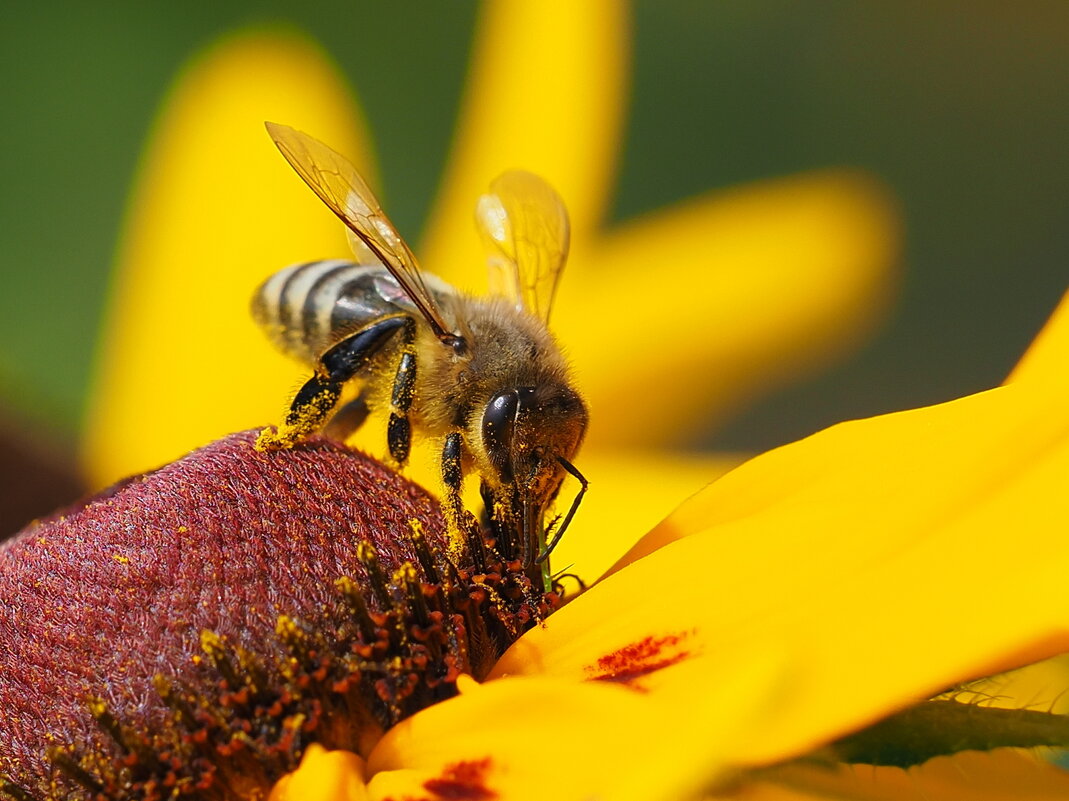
[1,1,1067,456]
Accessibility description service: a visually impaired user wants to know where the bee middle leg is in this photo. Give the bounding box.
[386,349,417,467]
[257,315,412,450]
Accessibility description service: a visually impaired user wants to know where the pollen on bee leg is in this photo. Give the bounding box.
[444,507,480,567]
[256,383,342,451]
[254,424,299,451]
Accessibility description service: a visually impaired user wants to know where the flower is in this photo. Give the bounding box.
[79,0,898,582]
[263,288,1069,799]
[7,1,988,798]
[5,294,1069,800]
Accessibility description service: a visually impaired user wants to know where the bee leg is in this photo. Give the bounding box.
[257,315,410,451]
[322,393,371,441]
[440,431,466,557]
[386,344,418,467]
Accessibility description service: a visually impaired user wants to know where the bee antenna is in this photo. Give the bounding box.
[535,456,588,565]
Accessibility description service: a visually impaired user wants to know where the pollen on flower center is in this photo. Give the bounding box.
[0,432,561,801]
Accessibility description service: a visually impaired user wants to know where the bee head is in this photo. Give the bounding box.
[480,385,587,503]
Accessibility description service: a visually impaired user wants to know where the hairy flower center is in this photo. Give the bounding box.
[0,432,561,801]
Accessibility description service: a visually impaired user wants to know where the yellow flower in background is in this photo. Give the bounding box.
[82,0,897,580]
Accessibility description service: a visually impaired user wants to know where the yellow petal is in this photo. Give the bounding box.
[556,171,899,447]
[270,744,369,801]
[1005,289,1069,392]
[366,666,781,801]
[551,447,743,585]
[952,654,1069,714]
[420,0,628,288]
[493,380,1069,766]
[82,29,375,487]
[731,750,1069,801]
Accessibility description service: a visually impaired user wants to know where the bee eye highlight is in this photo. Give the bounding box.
[482,390,519,482]
[445,334,468,355]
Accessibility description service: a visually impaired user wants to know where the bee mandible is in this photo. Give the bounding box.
[253,123,588,589]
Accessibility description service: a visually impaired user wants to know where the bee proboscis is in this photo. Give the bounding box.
[253,122,588,587]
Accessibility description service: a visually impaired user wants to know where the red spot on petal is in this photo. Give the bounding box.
[587,632,692,690]
[422,757,496,800]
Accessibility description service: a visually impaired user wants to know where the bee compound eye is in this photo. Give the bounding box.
[481,390,519,482]
[445,334,468,356]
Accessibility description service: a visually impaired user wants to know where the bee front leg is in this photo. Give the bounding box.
[257,315,410,451]
[440,431,467,557]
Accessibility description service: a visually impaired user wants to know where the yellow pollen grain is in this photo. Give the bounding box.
[276,615,299,638]
[394,562,418,585]
[200,629,225,656]
[335,575,358,594]
[445,526,466,564]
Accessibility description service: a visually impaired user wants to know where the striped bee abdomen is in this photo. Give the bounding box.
[251,259,409,364]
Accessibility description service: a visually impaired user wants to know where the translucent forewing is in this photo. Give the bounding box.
[265,122,454,340]
[475,171,571,325]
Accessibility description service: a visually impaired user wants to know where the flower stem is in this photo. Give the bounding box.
[830,699,1069,767]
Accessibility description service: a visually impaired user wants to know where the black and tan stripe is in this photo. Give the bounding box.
[252,259,382,362]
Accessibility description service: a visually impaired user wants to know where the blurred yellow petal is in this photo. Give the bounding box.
[367,667,779,801]
[494,380,1069,766]
[418,0,898,444]
[420,0,627,288]
[557,171,899,446]
[1005,289,1069,392]
[82,29,374,487]
[270,744,369,801]
[553,447,743,584]
[729,750,1069,801]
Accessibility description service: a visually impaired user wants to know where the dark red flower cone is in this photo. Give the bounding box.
[0,431,446,794]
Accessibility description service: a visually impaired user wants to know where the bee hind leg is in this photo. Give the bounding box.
[257,315,411,451]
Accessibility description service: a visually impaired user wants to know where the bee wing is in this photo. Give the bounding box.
[265,122,454,339]
[345,229,380,266]
[475,170,571,325]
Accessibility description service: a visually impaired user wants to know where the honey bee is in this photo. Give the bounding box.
[254,123,587,587]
